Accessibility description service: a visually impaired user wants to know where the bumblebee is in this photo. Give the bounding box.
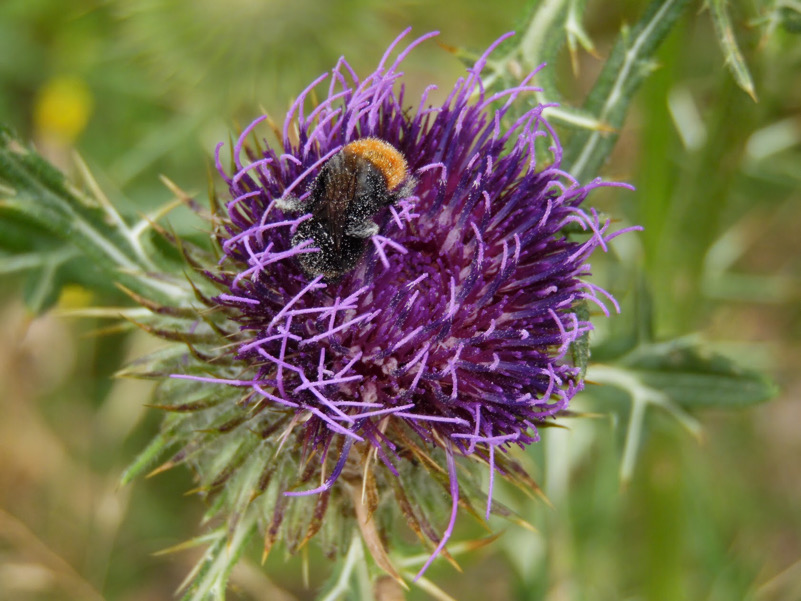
[278,138,415,280]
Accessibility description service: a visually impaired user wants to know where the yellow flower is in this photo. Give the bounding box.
[33,76,93,144]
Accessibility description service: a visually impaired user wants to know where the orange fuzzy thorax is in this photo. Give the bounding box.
[343,138,408,191]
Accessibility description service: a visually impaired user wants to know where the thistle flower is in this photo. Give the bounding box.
[168,28,633,581]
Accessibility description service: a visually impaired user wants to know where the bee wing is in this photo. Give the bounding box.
[314,152,358,255]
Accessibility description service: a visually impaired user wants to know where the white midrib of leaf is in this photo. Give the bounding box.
[73,154,183,278]
[519,0,566,62]
[586,364,702,483]
[569,0,683,180]
[186,522,252,601]
[71,217,188,300]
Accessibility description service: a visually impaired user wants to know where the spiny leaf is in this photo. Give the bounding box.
[779,4,801,33]
[120,428,175,486]
[618,338,778,409]
[706,0,758,101]
[571,299,591,378]
[563,0,691,181]
[0,125,190,305]
[565,0,597,73]
[178,521,254,601]
[452,0,599,133]
[588,336,776,482]
[22,257,62,314]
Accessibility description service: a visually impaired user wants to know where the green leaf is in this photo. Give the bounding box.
[469,0,595,130]
[119,423,178,487]
[515,0,575,102]
[706,0,758,101]
[779,4,801,33]
[563,0,691,181]
[0,209,60,254]
[317,533,372,601]
[0,125,190,309]
[565,0,596,70]
[2,246,126,313]
[178,521,254,601]
[571,299,591,378]
[22,255,63,314]
[588,336,777,482]
[618,338,778,409]
[583,245,780,482]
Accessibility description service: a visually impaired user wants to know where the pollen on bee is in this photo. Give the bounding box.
[343,138,408,191]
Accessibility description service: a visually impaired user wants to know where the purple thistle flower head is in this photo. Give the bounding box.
[199,28,632,577]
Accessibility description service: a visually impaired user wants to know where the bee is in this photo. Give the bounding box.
[277,138,415,280]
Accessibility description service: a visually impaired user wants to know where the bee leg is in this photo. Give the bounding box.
[346,221,379,239]
[391,176,418,204]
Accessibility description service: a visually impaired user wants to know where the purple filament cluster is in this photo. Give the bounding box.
[181,29,635,577]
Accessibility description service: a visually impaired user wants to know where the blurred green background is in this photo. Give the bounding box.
[1,0,800,599]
